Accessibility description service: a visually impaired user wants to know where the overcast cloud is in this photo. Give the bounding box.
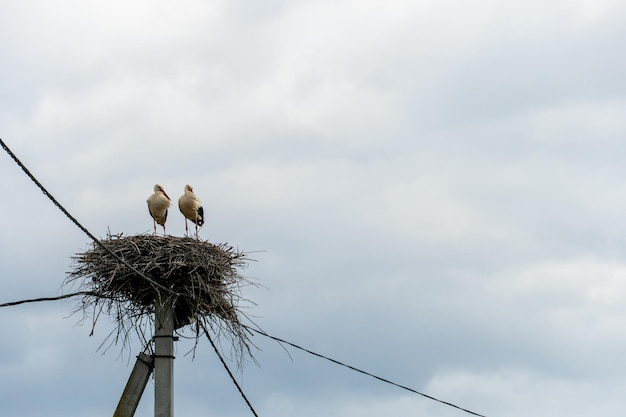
[2,1,626,416]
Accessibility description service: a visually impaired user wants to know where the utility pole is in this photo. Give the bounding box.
[154,299,175,417]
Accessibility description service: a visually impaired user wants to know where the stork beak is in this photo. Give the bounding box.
[163,190,171,201]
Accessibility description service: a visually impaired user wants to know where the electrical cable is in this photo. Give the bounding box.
[1,137,486,416]
[201,322,259,417]
[0,291,98,308]
[0,289,487,417]
[247,327,487,417]
[0,138,177,296]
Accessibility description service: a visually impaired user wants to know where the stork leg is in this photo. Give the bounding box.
[195,222,199,239]
[185,219,189,237]
[153,220,157,235]
[162,224,167,237]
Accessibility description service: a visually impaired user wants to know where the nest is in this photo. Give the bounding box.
[65,233,257,364]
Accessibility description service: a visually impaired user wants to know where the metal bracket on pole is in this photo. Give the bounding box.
[113,352,154,417]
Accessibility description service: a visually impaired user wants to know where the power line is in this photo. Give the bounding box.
[201,322,259,417]
[0,138,176,297]
[0,292,97,308]
[248,327,488,417]
[1,138,487,416]
[0,291,487,417]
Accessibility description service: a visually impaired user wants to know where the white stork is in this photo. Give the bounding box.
[147,184,172,236]
[178,184,204,238]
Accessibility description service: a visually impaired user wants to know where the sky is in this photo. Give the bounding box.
[2,0,626,416]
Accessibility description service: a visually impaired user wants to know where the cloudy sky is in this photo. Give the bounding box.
[2,0,626,416]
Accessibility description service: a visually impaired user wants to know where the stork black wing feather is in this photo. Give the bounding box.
[197,206,204,226]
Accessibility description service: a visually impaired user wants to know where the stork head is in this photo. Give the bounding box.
[154,184,170,200]
[185,184,194,192]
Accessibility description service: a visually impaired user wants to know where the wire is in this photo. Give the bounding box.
[0,138,176,296]
[0,138,486,416]
[247,327,487,417]
[200,322,259,417]
[0,291,98,308]
[0,288,487,417]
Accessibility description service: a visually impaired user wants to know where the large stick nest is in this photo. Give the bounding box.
[65,233,257,363]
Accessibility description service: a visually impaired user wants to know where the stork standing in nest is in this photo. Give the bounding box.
[178,184,205,238]
[147,184,172,236]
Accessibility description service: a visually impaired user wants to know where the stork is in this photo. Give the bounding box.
[178,184,204,238]
[147,184,172,236]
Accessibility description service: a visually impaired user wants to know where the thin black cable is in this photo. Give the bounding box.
[1,138,484,415]
[0,138,176,296]
[0,287,487,417]
[247,327,487,417]
[200,323,259,417]
[0,291,98,308]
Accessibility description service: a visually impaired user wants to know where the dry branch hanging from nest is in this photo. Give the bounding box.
[65,233,257,363]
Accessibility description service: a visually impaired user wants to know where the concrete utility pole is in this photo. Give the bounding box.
[154,299,175,417]
[113,352,154,417]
